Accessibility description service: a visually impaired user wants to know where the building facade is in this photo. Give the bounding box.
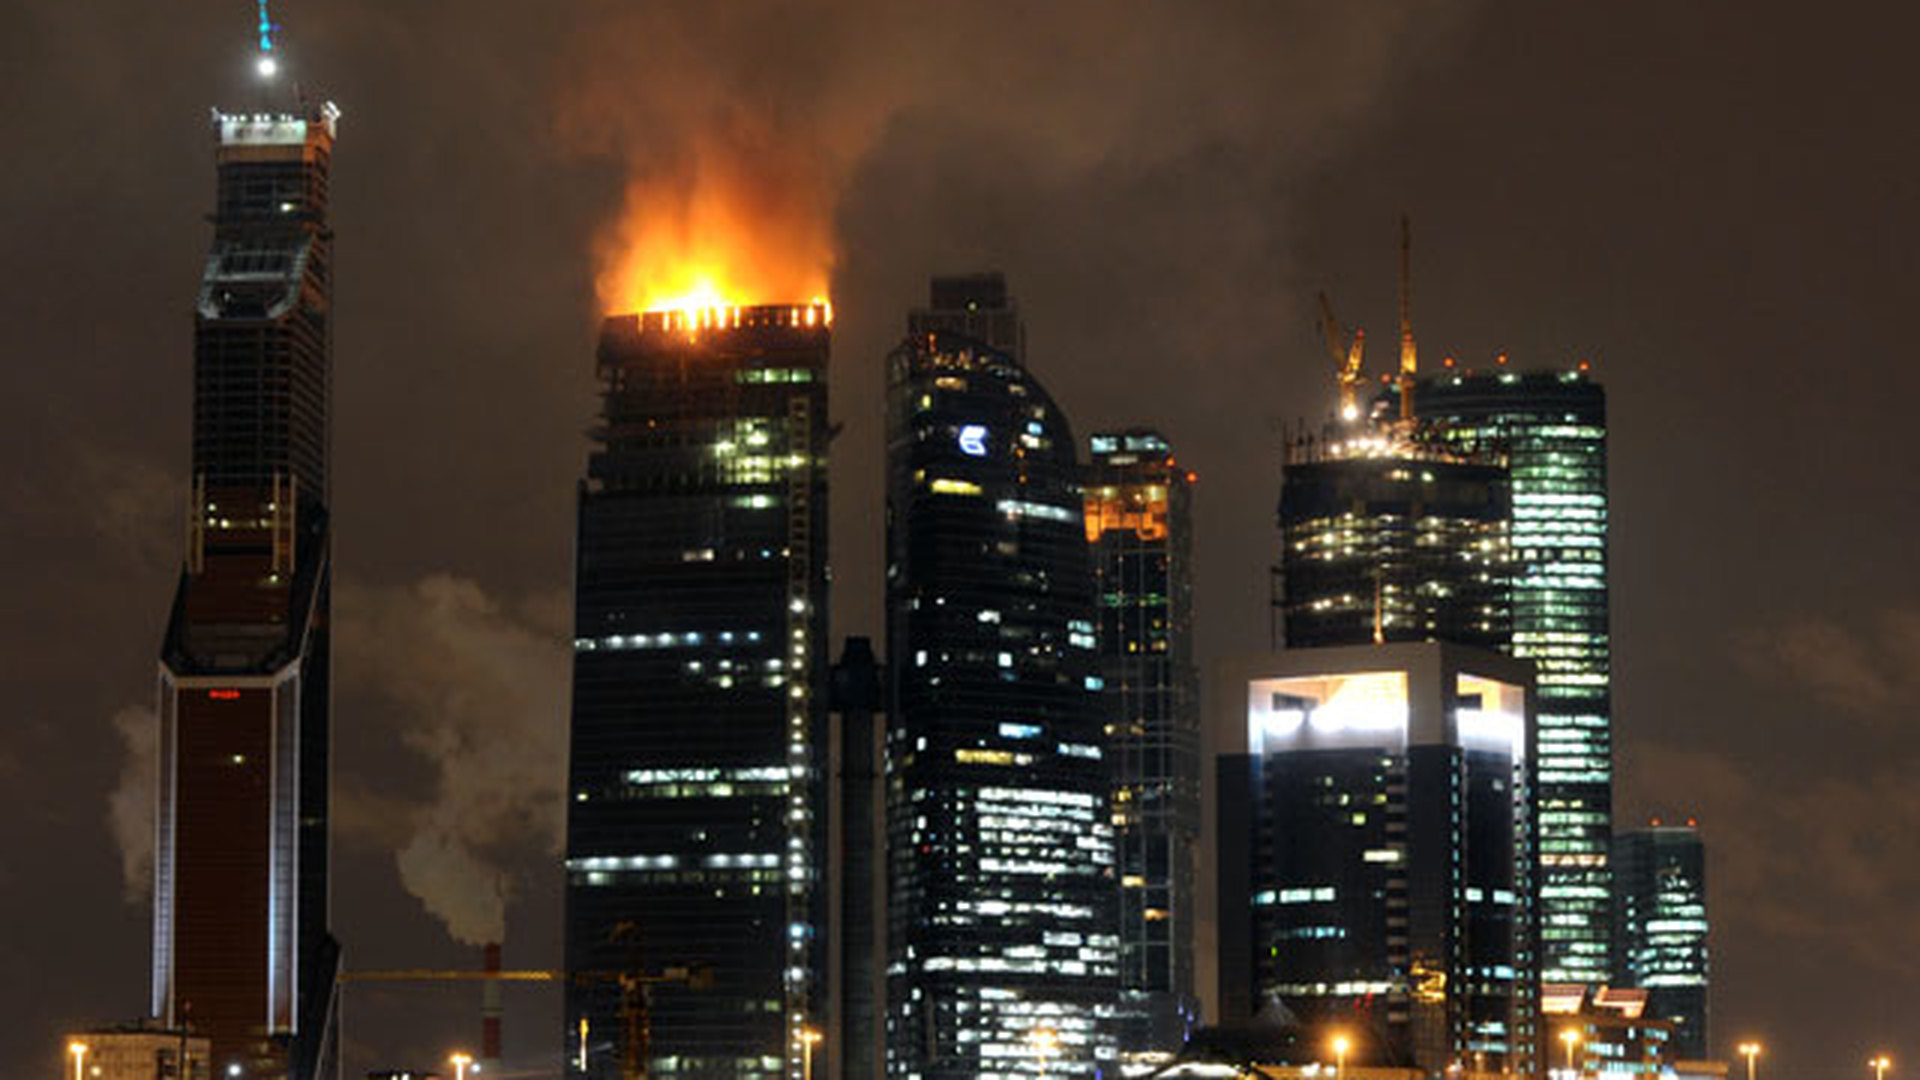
[563,305,832,1080]
[1541,985,1676,1079]
[64,1026,211,1080]
[153,100,342,1080]
[1275,430,1510,652]
[1612,824,1709,1059]
[1084,430,1200,1055]
[1409,368,1613,986]
[1218,644,1539,1076]
[885,277,1118,1078]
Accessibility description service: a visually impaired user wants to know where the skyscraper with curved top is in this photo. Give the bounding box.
[885,275,1117,1080]
[154,88,342,1080]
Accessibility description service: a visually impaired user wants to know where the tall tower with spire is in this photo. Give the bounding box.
[151,20,341,1079]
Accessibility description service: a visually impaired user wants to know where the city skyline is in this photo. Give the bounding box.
[4,3,1918,1080]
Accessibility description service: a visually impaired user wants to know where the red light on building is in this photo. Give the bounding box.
[207,689,242,700]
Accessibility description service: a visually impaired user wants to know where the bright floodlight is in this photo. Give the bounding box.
[257,54,278,78]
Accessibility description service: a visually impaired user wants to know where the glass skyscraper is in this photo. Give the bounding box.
[1410,367,1612,986]
[564,305,831,1080]
[153,99,342,1080]
[885,276,1117,1079]
[1613,823,1709,1059]
[1084,430,1199,1055]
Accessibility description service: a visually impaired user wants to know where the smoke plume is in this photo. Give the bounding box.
[107,704,157,903]
[546,0,1478,314]
[336,575,569,946]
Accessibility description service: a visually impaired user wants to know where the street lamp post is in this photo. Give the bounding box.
[451,1052,473,1080]
[1871,1055,1893,1080]
[68,1041,88,1080]
[1739,1042,1762,1080]
[1332,1035,1352,1080]
[801,1027,822,1080]
[1560,1029,1582,1080]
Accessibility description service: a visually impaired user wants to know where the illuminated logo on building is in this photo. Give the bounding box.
[958,425,989,457]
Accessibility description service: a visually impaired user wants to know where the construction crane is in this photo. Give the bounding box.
[1397,214,1418,423]
[1317,291,1367,422]
[340,947,711,1080]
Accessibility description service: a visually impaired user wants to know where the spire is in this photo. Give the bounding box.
[254,0,280,78]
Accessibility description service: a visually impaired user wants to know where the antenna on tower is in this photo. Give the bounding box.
[254,0,280,78]
[1397,214,1417,423]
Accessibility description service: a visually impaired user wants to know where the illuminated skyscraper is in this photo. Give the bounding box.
[153,91,342,1079]
[1275,430,1511,651]
[564,305,831,1080]
[1217,644,1540,1076]
[1613,823,1709,1059]
[885,276,1118,1079]
[1409,367,1612,986]
[1084,430,1199,1054]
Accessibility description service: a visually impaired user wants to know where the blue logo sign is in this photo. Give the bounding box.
[958,424,989,457]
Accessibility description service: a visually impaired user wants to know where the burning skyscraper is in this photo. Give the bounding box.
[150,59,342,1080]
[564,304,831,1080]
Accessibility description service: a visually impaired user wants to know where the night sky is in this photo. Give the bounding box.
[4,1,1917,1077]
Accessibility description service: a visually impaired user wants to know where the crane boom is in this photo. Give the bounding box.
[1318,291,1367,422]
[1397,215,1417,421]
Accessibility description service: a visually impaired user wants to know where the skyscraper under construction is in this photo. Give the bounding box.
[885,275,1117,1079]
[564,304,831,1080]
[152,75,342,1080]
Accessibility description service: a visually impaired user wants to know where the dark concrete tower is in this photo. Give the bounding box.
[564,305,831,1080]
[152,69,343,1080]
[885,276,1117,1079]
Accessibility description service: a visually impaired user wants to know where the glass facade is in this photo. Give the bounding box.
[1410,369,1612,986]
[564,306,831,1080]
[885,277,1117,1079]
[1225,645,1539,1076]
[155,102,342,1080]
[1612,825,1709,1059]
[1084,430,1199,1056]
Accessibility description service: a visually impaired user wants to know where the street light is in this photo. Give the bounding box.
[1331,1034,1352,1080]
[1871,1055,1893,1080]
[1738,1042,1762,1080]
[801,1027,823,1080]
[67,1041,88,1080]
[450,1052,473,1080]
[1560,1029,1582,1079]
[1028,1027,1059,1078]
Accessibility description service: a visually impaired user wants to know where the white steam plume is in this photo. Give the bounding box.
[337,575,569,946]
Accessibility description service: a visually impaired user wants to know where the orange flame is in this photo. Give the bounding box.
[595,140,835,318]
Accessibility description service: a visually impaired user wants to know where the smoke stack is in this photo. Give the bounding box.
[483,942,503,1063]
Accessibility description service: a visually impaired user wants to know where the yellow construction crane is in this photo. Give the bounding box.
[340,955,711,1080]
[1317,291,1367,422]
[1397,214,1418,423]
